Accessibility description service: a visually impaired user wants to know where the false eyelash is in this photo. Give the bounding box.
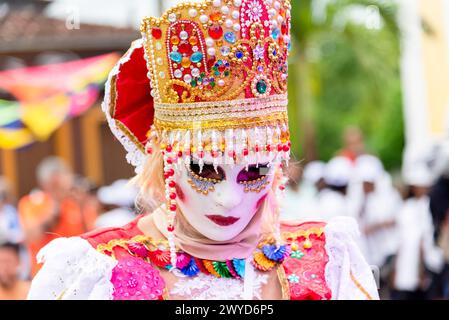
[188,159,226,180]
[238,175,270,193]
[186,164,220,195]
[237,163,271,182]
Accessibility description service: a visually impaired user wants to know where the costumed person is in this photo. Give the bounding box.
[392,164,444,300]
[281,161,325,222]
[28,0,378,300]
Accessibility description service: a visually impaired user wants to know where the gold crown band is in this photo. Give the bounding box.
[155,106,287,122]
[154,94,288,126]
[154,111,288,131]
[154,94,288,111]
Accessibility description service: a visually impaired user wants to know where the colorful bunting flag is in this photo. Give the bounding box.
[0,53,120,149]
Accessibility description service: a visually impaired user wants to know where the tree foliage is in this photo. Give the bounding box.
[288,0,404,170]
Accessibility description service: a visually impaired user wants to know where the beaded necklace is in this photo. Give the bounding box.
[97,235,290,279]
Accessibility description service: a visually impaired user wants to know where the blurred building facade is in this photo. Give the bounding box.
[399,0,449,164]
[0,0,140,198]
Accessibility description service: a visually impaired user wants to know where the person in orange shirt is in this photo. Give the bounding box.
[18,157,98,277]
[337,126,367,163]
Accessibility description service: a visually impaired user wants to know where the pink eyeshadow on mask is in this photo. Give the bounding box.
[175,184,185,202]
[255,194,268,211]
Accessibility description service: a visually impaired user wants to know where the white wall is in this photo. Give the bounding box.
[398,0,449,173]
[45,0,161,29]
[397,0,430,159]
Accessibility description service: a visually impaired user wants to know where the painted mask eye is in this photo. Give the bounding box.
[186,161,226,195]
[236,164,271,193]
[236,164,270,183]
[189,161,225,182]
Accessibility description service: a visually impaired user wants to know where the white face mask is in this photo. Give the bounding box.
[173,154,276,241]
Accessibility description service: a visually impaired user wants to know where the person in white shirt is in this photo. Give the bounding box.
[351,156,402,266]
[349,155,402,297]
[392,165,444,299]
[317,156,354,221]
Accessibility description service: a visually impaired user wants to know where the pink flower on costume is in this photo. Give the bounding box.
[176,252,191,269]
[111,256,165,300]
[127,242,149,258]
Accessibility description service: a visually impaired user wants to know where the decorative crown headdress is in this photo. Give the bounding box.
[103,0,292,173]
[102,0,292,270]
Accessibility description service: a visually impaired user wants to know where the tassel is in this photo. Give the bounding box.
[211,130,219,173]
[254,127,260,168]
[184,130,191,166]
[266,126,273,168]
[197,130,204,173]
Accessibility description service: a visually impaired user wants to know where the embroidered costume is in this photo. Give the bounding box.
[28,216,377,300]
[28,0,379,300]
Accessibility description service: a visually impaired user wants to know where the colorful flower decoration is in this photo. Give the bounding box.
[262,244,289,262]
[213,261,233,278]
[127,242,149,258]
[290,250,305,260]
[176,252,192,269]
[226,260,241,278]
[180,258,201,277]
[147,249,171,268]
[287,274,300,284]
[98,235,289,280]
[233,259,246,278]
[253,251,276,271]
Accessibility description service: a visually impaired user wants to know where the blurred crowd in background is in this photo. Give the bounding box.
[0,157,138,299]
[1,0,449,300]
[282,126,449,300]
[1,125,449,300]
